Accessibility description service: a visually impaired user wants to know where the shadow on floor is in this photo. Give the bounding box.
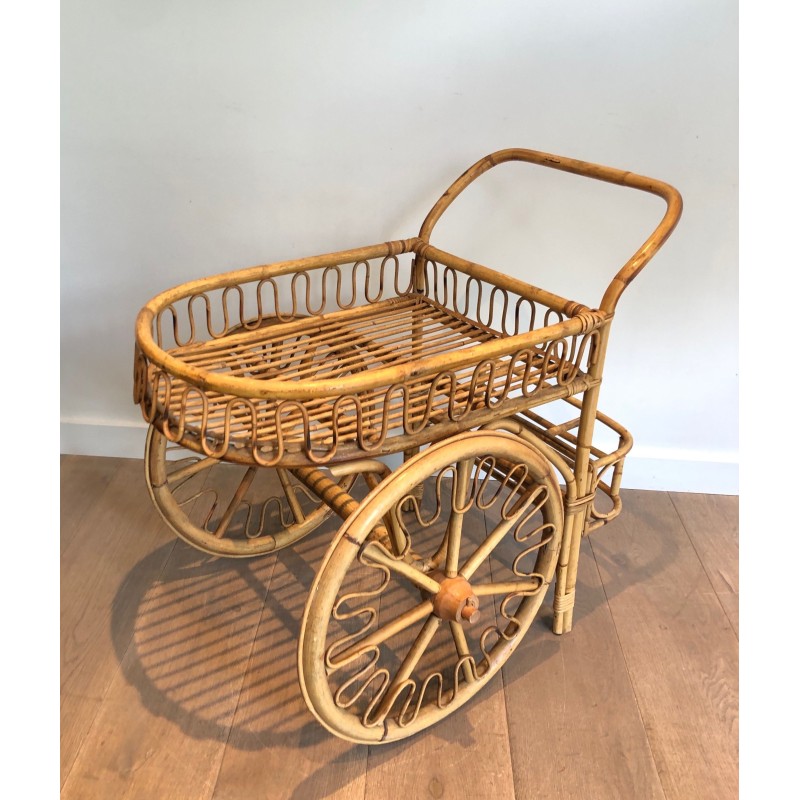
[110,488,677,777]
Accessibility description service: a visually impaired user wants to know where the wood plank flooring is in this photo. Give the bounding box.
[61,454,738,799]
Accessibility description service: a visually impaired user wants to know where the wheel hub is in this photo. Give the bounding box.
[430,573,480,624]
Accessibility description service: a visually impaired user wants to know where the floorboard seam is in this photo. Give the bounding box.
[485,502,518,800]
[208,554,279,800]
[363,746,371,800]
[587,533,668,800]
[498,663,517,800]
[60,468,119,557]
[666,493,738,640]
[60,536,179,793]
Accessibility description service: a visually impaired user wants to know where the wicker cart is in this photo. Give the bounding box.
[133,148,682,743]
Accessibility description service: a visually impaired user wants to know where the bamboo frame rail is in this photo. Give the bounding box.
[418,147,683,313]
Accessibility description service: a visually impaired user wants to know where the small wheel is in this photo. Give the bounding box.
[298,431,564,743]
[145,426,355,558]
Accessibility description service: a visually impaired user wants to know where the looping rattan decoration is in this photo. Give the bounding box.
[155,256,414,349]
[488,399,633,535]
[422,260,564,336]
[135,252,606,466]
[321,452,556,730]
[161,458,318,541]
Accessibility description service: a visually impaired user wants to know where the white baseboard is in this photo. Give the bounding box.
[61,419,150,460]
[60,419,739,495]
[615,450,738,495]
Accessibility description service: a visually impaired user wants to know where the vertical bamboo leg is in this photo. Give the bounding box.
[364,470,405,556]
[552,416,596,634]
[401,447,424,512]
[552,327,611,635]
[552,509,581,635]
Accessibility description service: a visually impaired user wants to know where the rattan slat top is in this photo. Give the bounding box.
[169,295,500,383]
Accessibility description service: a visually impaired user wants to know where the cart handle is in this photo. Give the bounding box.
[418,148,682,313]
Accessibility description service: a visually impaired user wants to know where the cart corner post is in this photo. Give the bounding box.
[552,321,613,634]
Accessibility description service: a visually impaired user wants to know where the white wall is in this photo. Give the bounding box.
[61,0,738,493]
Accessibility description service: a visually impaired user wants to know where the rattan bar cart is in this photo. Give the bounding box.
[133,148,682,744]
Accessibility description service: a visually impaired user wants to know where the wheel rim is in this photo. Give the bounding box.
[145,426,355,558]
[298,431,563,743]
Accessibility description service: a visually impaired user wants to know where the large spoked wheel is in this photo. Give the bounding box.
[298,431,564,743]
[145,426,355,558]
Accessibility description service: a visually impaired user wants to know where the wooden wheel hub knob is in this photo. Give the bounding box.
[431,575,480,624]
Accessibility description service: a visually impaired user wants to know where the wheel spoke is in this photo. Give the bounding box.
[276,467,305,523]
[148,426,341,557]
[472,578,544,597]
[459,487,545,580]
[448,621,476,683]
[360,541,441,595]
[213,467,257,539]
[374,614,441,720]
[166,455,220,485]
[328,599,434,668]
[444,459,472,577]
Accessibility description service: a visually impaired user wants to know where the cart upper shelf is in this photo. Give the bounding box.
[134,239,608,466]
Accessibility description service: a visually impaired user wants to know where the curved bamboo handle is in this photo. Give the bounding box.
[418,148,682,313]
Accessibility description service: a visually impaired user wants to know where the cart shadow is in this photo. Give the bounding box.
[110,524,345,751]
[110,489,676,792]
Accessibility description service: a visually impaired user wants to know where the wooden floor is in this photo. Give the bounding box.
[61,454,738,800]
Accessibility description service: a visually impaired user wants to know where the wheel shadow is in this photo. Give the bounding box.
[111,518,346,750]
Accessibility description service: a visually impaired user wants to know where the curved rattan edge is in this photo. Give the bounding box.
[135,239,416,398]
[417,242,593,318]
[139,313,606,403]
[141,239,417,310]
[135,238,611,403]
[418,147,683,313]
